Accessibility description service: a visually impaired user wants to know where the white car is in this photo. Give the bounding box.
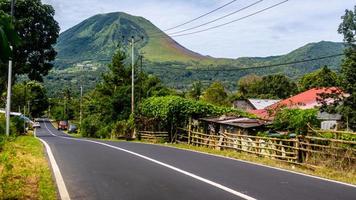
[33,122,41,128]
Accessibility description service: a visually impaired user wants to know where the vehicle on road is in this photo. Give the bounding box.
[68,124,78,133]
[33,122,41,128]
[58,121,68,130]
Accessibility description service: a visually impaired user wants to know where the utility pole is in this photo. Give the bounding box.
[80,85,83,132]
[27,101,30,118]
[131,36,135,115]
[5,0,15,136]
[139,55,143,103]
[48,104,51,119]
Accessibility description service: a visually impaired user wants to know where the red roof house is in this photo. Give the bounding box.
[249,87,345,120]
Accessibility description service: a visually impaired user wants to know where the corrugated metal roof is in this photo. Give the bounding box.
[317,112,342,121]
[248,99,280,110]
[199,117,269,128]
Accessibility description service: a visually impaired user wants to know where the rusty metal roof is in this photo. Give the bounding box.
[199,116,269,129]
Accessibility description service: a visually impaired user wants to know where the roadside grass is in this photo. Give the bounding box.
[0,135,57,200]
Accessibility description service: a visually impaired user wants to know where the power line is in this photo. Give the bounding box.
[168,0,263,35]
[143,53,344,72]
[170,0,289,37]
[164,0,239,32]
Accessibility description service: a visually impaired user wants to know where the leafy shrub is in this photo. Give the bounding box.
[97,125,112,139]
[138,96,253,131]
[81,115,101,138]
[0,115,24,137]
[112,120,129,138]
[0,116,24,151]
[112,116,134,139]
[273,108,319,134]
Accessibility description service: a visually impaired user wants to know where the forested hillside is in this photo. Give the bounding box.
[46,12,345,96]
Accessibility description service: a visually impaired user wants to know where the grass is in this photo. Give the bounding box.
[0,135,57,200]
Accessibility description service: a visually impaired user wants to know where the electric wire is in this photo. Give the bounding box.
[168,0,263,35]
[164,0,239,32]
[142,53,344,72]
[170,0,289,37]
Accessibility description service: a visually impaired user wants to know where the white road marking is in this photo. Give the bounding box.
[34,129,71,200]
[152,144,356,189]
[43,122,256,200]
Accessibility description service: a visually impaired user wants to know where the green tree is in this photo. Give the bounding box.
[298,66,339,91]
[202,81,229,106]
[237,74,262,97]
[337,6,356,130]
[10,81,49,118]
[273,109,319,135]
[0,11,20,93]
[258,74,297,99]
[0,11,19,63]
[188,81,203,100]
[82,48,171,138]
[0,0,59,88]
[237,74,297,99]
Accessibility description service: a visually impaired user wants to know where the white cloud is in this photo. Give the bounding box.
[42,0,355,58]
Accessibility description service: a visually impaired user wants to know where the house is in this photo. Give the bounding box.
[249,87,346,121]
[198,116,269,135]
[318,112,342,130]
[233,99,280,111]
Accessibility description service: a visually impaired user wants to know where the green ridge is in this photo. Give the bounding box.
[49,12,345,95]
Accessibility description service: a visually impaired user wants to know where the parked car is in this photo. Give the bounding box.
[68,124,78,133]
[58,121,68,130]
[33,122,41,128]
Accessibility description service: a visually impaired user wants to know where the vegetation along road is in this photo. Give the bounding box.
[35,120,356,200]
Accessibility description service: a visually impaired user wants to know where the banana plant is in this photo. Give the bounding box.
[0,11,20,63]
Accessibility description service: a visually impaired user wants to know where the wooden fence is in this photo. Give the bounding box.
[138,131,169,143]
[176,127,356,165]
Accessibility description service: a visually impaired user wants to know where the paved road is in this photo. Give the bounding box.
[36,120,356,200]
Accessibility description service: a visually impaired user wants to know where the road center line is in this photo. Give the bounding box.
[43,122,256,200]
[34,129,71,200]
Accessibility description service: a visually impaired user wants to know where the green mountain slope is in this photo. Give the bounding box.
[47,12,345,96]
[55,12,208,68]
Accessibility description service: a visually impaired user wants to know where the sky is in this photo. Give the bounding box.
[42,0,355,58]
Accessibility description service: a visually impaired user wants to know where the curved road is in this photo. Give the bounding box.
[35,120,356,200]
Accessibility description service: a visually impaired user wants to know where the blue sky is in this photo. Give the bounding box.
[42,0,355,58]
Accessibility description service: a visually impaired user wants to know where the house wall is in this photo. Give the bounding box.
[233,100,255,110]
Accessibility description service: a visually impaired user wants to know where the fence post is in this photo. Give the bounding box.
[305,132,311,162]
[295,137,300,163]
[188,117,192,145]
[217,134,224,150]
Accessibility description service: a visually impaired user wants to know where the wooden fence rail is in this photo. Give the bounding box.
[138,131,169,143]
[176,127,356,165]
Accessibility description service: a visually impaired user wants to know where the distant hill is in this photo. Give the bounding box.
[55,12,208,68]
[47,12,345,96]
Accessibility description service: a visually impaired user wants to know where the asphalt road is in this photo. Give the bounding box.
[35,120,356,200]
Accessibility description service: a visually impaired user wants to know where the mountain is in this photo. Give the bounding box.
[47,12,345,96]
[55,12,208,68]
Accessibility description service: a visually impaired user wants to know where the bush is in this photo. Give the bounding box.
[0,116,24,151]
[273,109,319,134]
[97,125,112,139]
[112,120,129,138]
[138,96,253,131]
[81,115,101,138]
[0,115,24,137]
[112,118,134,139]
